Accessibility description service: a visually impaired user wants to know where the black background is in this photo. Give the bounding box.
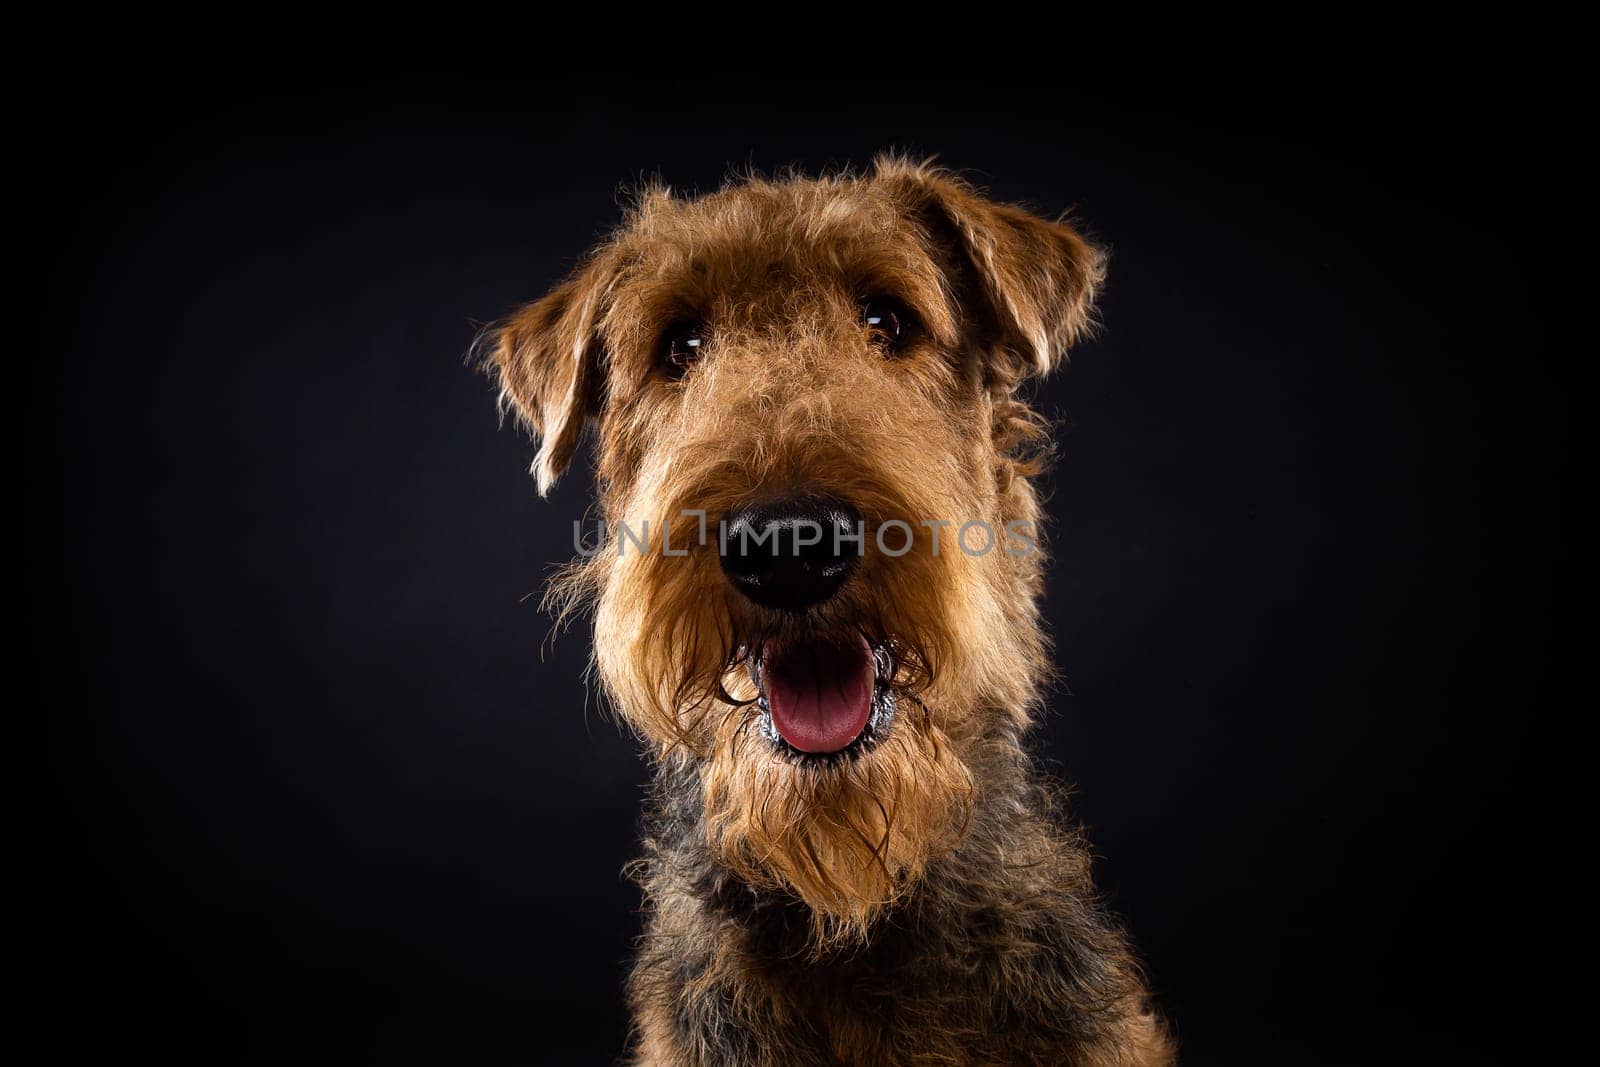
[28,43,1565,1064]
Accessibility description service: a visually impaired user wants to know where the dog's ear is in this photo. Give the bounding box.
[483,256,614,495]
[876,158,1106,382]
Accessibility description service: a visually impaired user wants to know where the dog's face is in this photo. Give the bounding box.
[488,158,1102,943]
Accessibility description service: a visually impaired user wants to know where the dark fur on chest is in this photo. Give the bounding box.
[627,740,1157,1066]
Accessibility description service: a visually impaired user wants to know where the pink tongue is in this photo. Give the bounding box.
[763,635,874,754]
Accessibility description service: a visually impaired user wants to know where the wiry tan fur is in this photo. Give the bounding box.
[482,156,1172,1065]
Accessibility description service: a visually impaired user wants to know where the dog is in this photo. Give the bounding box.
[482,157,1172,1065]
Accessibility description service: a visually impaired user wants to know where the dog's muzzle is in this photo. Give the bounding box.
[718,495,861,612]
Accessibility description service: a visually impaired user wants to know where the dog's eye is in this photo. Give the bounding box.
[861,297,913,353]
[659,322,705,379]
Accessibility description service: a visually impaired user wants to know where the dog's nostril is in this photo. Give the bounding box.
[719,496,862,612]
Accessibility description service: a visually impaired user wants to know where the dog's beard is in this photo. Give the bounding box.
[701,678,974,950]
[572,545,981,949]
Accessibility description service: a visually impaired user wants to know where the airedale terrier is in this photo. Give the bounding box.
[482,157,1172,1065]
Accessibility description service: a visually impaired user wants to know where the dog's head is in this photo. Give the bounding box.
[485,158,1103,944]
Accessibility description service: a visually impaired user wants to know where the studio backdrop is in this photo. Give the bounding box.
[28,52,1560,1064]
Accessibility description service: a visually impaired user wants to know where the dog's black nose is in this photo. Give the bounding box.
[719,496,862,612]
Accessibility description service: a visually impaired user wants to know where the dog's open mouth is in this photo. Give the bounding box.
[749,634,897,758]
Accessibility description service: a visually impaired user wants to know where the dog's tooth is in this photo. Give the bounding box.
[873,644,894,685]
